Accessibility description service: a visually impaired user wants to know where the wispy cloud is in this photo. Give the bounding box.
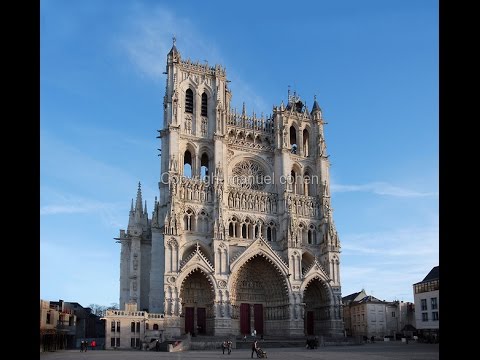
[331,181,437,197]
[117,3,269,113]
[118,4,220,81]
[40,188,127,228]
[340,224,438,301]
[341,225,439,256]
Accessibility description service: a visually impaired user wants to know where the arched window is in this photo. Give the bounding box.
[229,223,234,237]
[304,173,310,196]
[242,224,247,239]
[198,210,208,232]
[303,129,309,157]
[184,150,192,177]
[201,92,207,116]
[267,222,277,242]
[185,89,193,113]
[308,224,316,244]
[290,126,297,153]
[153,324,159,330]
[184,209,193,231]
[290,170,297,193]
[200,153,209,180]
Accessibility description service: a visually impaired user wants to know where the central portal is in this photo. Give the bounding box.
[240,303,264,336]
[232,255,289,336]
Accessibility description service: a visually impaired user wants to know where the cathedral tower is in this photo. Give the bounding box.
[118,39,343,337]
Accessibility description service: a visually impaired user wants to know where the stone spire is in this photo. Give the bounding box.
[127,182,149,233]
[167,35,181,62]
[311,95,322,119]
[135,182,143,213]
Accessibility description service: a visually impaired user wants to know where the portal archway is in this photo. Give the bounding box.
[230,255,289,336]
[303,277,332,336]
[180,269,215,335]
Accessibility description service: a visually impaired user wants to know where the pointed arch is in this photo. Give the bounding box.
[197,208,210,233]
[200,152,209,180]
[303,165,316,196]
[289,125,298,154]
[185,88,194,113]
[201,92,208,117]
[307,223,316,245]
[302,127,310,157]
[290,163,302,194]
[184,150,193,178]
[183,207,195,232]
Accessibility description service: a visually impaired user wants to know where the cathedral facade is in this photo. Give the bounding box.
[116,40,343,338]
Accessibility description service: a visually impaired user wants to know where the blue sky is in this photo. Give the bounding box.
[40,0,438,307]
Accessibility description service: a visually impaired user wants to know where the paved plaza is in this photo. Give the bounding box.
[40,342,439,360]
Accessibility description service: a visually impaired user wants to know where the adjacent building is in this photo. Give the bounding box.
[40,299,77,352]
[40,299,106,352]
[111,38,344,343]
[342,290,415,339]
[103,302,165,350]
[413,266,439,341]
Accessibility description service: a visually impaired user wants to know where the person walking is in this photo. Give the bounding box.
[251,340,258,358]
[227,340,232,355]
[91,340,96,350]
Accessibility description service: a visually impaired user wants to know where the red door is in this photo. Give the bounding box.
[306,311,314,335]
[185,307,194,335]
[254,304,264,334]
[240,303,250,335]
[197,307,206,334]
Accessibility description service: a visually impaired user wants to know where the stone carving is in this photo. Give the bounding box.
[170,155,178,171]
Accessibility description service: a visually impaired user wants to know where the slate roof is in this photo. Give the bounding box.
[342,291,361,303]
[422,266,439,282]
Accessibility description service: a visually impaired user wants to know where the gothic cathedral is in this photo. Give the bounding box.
[117,40,343,338]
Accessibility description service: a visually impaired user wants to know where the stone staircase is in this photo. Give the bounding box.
[153,334,361,351]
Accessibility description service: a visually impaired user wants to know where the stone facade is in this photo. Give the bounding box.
[342,290,415,339]
[40,299,77,352]
[413,266,439,341]
[115,39,343,339]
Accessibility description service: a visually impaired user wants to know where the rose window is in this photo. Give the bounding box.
[231,160,266,190]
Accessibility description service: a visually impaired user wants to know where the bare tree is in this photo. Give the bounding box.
[88,304,108,317]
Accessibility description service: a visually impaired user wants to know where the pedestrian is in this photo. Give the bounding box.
[251,340,258,358]
[222,340,227,354]
[227,340,232,355]
[91,340,96,350]
[155,339,160,351]
[80,341,84,352]
[243,334,247,342]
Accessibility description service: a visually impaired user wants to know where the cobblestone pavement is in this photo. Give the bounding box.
[40,342,439,360]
